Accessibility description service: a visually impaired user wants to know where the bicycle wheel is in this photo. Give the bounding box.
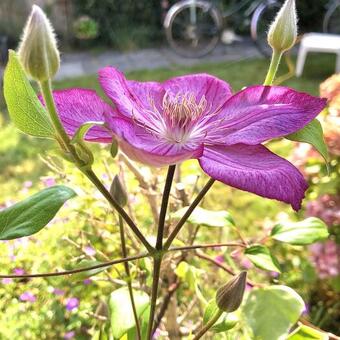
[251,0,281,58]
[164,0,223,58]
[323,1,340,34]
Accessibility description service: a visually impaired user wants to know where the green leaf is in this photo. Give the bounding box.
[243,285,305,340]
[271,217,329,245]
[286,119,329,164]
[71,121,106,144]
[3,50,54,138]
[245,245,281,273]
[288,325,328,339]
[109,287,149,339]
[203,299,238,333]
[71,260,106,282]
[0,185,76,240]
[172,206,234,228]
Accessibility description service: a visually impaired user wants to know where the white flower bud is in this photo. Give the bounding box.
[18,5,60,81]
[267,0,298,53]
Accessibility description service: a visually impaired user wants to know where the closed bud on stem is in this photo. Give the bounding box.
[267,0,297,53]
[18,5,60,81]
[110,175,128,207]
[110,139,119,158]
[216,271,247,313]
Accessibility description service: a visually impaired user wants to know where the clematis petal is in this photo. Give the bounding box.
[99,66,165,128]
[164,73,233,114]
[204,85,327,145]
[105,116,203,167]
[199,144,308,210]
[39,88,114,142]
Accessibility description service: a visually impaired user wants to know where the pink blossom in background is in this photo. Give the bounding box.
[65,297,79,311]
[214,254,224,265]
[309,240,340,279]
[41,177,56,187]
[1,278,13,284]
[19,292,36,302]
[13,268,25,275]
[42,69,326,210]
[306,194,340,228]
[84,245,96,257]
[63,331,75,339]
[53,288,65,296]
[83,279,92,285]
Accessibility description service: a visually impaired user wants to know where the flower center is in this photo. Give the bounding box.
[161,91,207,143]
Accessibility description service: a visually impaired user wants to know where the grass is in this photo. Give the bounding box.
[52,53,336,95]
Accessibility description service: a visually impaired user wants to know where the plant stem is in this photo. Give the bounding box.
[156,165,176,250]
[83,168,154,253]
[193,308,223,340]
[263,49,283,85]
[147,256,163,339]
[164,178,215,250]
[147,165,176,339]
[40,79,153,253]
[0,253,149,279]
[40,80,71,149]
[0,243,247,280]
[119,216,142,340]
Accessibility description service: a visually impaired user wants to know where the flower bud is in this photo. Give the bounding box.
[267,0,297,53]
[18,5,60,81]
[110,175,128,207]
[216,271,247,313]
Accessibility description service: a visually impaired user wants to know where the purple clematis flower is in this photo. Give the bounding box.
[44,69,326,210]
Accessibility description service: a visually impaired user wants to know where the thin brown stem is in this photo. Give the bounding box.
[83,168,154,253]
[147,165,176,339]
[164,178,215,250]
[0,253,149,279]
[119,216,142,340]
[195,251,261,287]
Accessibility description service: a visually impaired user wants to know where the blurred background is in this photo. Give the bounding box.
[0,0,339,339]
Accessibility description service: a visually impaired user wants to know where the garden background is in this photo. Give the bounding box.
[0,0,339,339]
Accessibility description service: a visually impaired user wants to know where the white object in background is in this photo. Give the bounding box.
[296,33,340,77]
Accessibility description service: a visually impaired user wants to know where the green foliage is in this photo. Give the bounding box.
[0,185,76,240]
[3,51,54,138]
[109,287,149,339]
[244,286,305,340]
[172,206,234,228]
[288,325,328,340]
[73,0,162,50]
[70,260,107,282]
[245,245,281,273]
[271,217,329,245]
[203,299,238,333]
[286,119,329,165]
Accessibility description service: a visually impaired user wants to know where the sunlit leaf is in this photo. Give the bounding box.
[271,218,329,245]
[71,259,106,282]
[288,325,328,339]
[172,206,234,228]
[245,245,281,273]
[243,285,305,340]
[286,119,329,165]
[203,299,238,333]
[3,50,54,138]
[109,287,149,339]
[0,185,76,240]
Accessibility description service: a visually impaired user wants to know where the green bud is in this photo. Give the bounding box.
[215,271,247,313]
[110,175,128,207]
[18,5,60,81]
[267,0,297,53]
[110,139,119,158]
